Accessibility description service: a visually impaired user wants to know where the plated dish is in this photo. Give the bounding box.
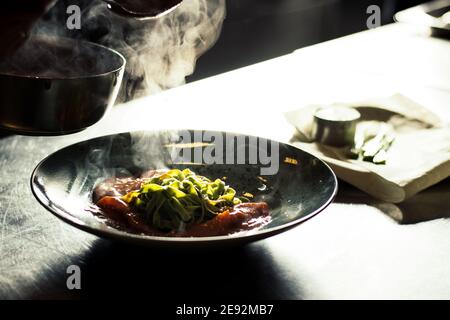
[31,130,337,247]
[92,168,272,237]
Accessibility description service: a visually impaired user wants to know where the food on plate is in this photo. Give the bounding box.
[92,169,271,237]
[349,121,395,164]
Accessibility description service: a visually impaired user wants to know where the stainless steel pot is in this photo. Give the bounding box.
[0,36,126,135]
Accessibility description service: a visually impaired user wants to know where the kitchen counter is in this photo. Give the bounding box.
[0,23,449,299]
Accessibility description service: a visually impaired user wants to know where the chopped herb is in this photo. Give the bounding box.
[122,169,247,231]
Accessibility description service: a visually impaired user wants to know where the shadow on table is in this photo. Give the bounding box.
[75,240,303,300]
[26,239,304,300]
[336,178,450,224]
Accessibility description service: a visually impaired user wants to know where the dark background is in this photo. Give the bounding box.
[187,0,429,82]
[36,0,430,95]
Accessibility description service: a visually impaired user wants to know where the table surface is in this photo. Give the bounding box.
[1,23,449,300]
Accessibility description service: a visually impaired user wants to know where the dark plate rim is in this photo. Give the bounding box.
[30,130,338,244]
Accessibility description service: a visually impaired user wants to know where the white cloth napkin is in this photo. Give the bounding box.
[285,94,450,203]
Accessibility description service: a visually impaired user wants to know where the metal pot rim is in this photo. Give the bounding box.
[0,35,126,81]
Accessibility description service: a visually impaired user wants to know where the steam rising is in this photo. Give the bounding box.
[33,0,226,101]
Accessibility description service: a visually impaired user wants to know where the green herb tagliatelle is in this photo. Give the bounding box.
[121,169,248,231]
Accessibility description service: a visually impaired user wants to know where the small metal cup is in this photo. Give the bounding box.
[312,106,361,147]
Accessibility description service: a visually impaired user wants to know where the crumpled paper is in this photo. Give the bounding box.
[285,93,450,203]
